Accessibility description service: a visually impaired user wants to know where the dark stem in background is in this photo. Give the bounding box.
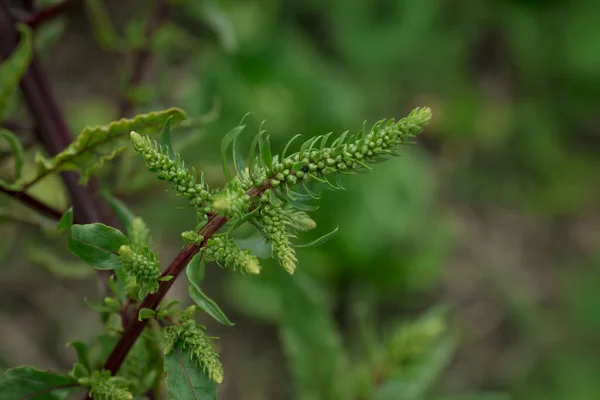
[24,0,81,29]
[0,0,112,225]
[0,186,64,220]
[118,0,169,118]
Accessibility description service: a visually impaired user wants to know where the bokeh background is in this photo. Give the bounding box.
[1,0,599,399]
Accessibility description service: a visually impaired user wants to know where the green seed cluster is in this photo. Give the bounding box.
[128,217,150,249]
[265,107,432,189]
[118,245,160,298]
[212,181,250,217]
[256,194,297,275]
[130,131,212,215]
[164,307,224,384]
[204,236,261,275]
[80,370,132,400]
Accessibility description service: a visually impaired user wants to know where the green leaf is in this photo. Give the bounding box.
[100,190,136,228]
[220,124,245,182]
[186,256,234,326]
[189,285,234,327]
[0,129,25,190]
[66,341,91,371]
[108,272,128,303]
[186,253,206,285]
[247,132,260,174]
[0,24,33,119]
[293,226,339,248]
[232,130,246,178]
[84,0,124,51]
[57,207,73,232]
[277,271,345,399]
[282,134,302,160]
[0,366,80,400]
[69,363,89,380]
[161,115,175,158]
[34,108,186,184]
[164,341,217,400]
[258,133,273,172]
[138,308,157,321]
[68,223,129,270]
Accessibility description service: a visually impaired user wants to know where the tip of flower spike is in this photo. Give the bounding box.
[243,257,261,275]
[408,107,433,127]
[214,372,224,384]
[283,261,296,275]
[129,131,145,149]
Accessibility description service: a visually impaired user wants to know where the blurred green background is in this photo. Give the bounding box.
[1,0,599,399]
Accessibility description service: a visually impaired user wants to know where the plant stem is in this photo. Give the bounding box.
[0,0,111,225]
[24,0,81,29]
[0,186,64,220]
[103,183,272,374]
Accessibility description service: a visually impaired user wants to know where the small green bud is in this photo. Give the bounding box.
[129,131,145,150]
[182,231,203,245]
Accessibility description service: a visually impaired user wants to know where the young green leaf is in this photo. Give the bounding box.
[232,130,246,178]
[57,207,73,232]
[247,131,260,174]
[112,267,129,303]
[161,115,175,158]
[189,285,234,327]
[281,134,302,160]
[0,130,24,190]
[68,223,129,270]
[293,226,339,248]
[164,341,217,400]
[100,190,136,228]
[138,308,157,321]
[0,366,80,400]
[186,253,206,285]
[69,363,89,380]
[34,108,186,185]
[0,24,33,119]
[66,341,91,372]
[258,133,273,172]
[220,124,245,182]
